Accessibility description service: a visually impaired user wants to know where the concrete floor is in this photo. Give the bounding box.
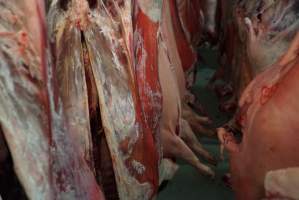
[157,47,234,200]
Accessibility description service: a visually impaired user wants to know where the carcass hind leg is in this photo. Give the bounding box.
[162,129,215,178]
[182,103,216,137]
[180,119,217,166]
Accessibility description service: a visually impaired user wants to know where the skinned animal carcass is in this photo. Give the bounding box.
[202,0,218,42]
[218,32,299,200]
[167,0,197,73]
[239,0,299,74]
[214,0,299,112]
[209,0,236,86]
[163,0,216,139]
[174,0,219,98]
[0,0,105,199]
[48,0,162,199]
[169,0,218,88]
[176,0,218,48]
[212,0,255,111]
[176,0,204,48]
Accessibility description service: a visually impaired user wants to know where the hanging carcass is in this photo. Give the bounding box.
[48,0,163,199]
[0,0,105,199]
[218,30,299,200]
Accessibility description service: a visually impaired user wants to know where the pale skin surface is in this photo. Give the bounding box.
[218,33,299,200]
[158,40,214,177]
[158,0,216,178]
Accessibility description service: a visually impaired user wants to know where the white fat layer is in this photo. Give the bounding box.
[0,2,51,199]
[82,4,156,199]
[265,168,299,199]
[47,1,158,199]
